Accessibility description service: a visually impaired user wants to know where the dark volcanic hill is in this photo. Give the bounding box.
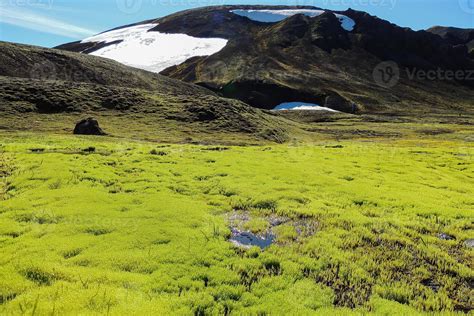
[427,26,474,57]
[0,41,288,142]
[57,5,474,114]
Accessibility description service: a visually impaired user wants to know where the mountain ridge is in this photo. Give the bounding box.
[427,26,474,57]
[56,6,474,114]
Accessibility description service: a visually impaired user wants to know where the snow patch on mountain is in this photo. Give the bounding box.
[231,9,355,31]
[81,24,228,73]
[273,102,340,112]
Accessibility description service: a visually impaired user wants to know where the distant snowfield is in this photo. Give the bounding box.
[273,102,340,112]
[81,24,228,73]
[231,9,355,31]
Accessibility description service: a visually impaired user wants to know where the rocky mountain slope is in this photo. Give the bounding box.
[0,41,288,142]
[427,26,474,57]
[0,41,212,94]
[57,6,474,114]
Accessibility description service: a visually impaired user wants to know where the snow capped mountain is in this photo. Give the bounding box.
[81,24,228,73]
[57,5,474,114]
[67,7,356,74]
[231,9,355,31]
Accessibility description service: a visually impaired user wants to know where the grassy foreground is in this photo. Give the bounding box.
[0,132,472,315]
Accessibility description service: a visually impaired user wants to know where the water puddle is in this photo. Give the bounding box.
[437,233,455,241]
[229,229,275,250]
[464,239,474,248]
[226,211,317,250]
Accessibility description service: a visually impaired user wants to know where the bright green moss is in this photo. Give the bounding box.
[0,133,472,314]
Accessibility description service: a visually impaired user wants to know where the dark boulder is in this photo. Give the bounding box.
[73,118,106,135]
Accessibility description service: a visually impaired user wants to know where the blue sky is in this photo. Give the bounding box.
[1,0,473,48]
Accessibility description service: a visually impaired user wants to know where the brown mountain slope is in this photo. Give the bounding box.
[0,41,289,143]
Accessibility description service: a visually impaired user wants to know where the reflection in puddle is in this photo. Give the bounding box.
[229,229,275,250]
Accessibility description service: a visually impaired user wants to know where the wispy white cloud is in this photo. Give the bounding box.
[0,6,97,38]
